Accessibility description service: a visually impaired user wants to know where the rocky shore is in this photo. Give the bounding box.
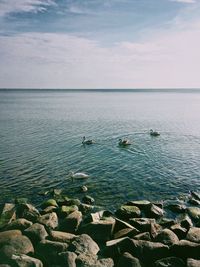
[0,189,200,267]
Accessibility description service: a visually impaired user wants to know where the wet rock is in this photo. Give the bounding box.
[187,258,200,267]
[79,203,94,215]
[60,210,82,233]
[186,227,200,243]
[145,203,164,219]
[158,218,176,228]
[125,200,151,210]
[80,185,88,192]
[58,205,79,218]
[171,240,200,259]
[24,223,48,245]
[76,253,114,267]
[133,232,151,241]
[17,204,40,223]
[177,214,193,229]
[4,218,32,231]
[188,198,200,206]
[115,205,141,219]
[170,223,188,239]
[41,199,58,209]
[154,229,179,246]
[11,254,43,267]
[68,234,99,255]
[0,203,16,229]
[114,227,139,239]
[37,212,58,229]
[190,191,200,201]
[187,207,200,222]
[58,251,77,267]
[41,205,57,215]
[114,217,135,233]
[35,240,69,265]
[129,218,161,238]
[82,195,95,205]
[48,230,76,243]
[0,234,34,261]
[167,204,186,213]
[154,257,185,267]
[79,217,115,243]
[117,252,142,267]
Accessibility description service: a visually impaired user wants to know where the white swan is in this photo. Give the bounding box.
[82,136,95,145]
[69,171,89,181]
[118,138,131,146]
[150,129,160,136]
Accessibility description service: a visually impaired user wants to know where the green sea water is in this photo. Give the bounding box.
[0,89,200,210]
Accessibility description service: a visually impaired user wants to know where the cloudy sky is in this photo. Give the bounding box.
[0,0,200,89]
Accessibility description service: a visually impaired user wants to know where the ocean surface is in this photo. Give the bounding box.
[1,89,200,210]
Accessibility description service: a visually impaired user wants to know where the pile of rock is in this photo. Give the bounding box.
[0,190,200,266]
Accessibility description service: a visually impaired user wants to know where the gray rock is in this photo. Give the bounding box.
[0,235,34,261]
[125,200,151,209]
[79,217,115,243]
[41,205,57,215]
[114,227,139,239]
[187,258,200,267]
[171,240,200,259]
[48,230,76,243]
[37,212,58,229]
[60,210,82,233]
[35,240,69,265]
[58,251,77,267]
[79,204,94,215]
[114,217,135,233]
[5,218,33,231]
[115,205,141,219]
[17,204,40,222]
[133,232,151,241]
[145,203,164,219]
[187,207,200,221]
[0,203,16,229]
[11,254,43,267]
[58,205,79,218]
[167,204,186,213]
[76,253,114,267]
[129,218,161,238]
[155,229,179,246]
[117,252,142,267]
[24,223,48,244]
[170,223,188,239]
[68,234,99,255]
[186,227,200,243]
[82,195,95,205]
[158,218,176,228]
[190,191,200,201]
[177,214,193,229]
[154,257,185,267]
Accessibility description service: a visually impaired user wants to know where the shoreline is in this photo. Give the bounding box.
[0,190,200,266]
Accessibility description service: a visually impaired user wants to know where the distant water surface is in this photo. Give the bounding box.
[0,89,200,209]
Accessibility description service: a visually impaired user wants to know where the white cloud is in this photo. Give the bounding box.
[0,19,200,88]
[0,0,56,17]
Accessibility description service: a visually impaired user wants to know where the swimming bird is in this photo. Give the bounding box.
[150,129,160,136]
[69,171,89,181]
[118,138,131,146]
[82,136,95,145]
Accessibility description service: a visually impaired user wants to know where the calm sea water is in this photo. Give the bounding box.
[0,89,200,210]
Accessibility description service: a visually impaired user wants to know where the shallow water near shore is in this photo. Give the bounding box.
[1,89,200,210]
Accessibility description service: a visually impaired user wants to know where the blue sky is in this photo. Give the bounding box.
[0,0,200,88]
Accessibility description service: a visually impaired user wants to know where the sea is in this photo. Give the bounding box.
[0,89,200,210]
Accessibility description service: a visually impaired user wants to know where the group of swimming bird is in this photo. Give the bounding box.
[70,129,160,181]
[82,129,160,146]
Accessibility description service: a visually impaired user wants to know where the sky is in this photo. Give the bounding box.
[0,0,200,89]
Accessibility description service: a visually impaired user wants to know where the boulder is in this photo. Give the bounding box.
[167,204,186,213]
[129,218,161,238]
[133,232,151,241]
[11,254,43,267]
[58,205,78,218]
[58,251,77,267]
[190,191,200,201]
[41,206,57,215]
[158,218,176,228]
[177,214,193,229]
[48,230,76,243]
[82,195,95,205]
[154,229,179,246]
[113,217,136,233]
[145,203,164,219]
[0,203,16,229]
[79,204,94,215]
[187,207,200,222]
[68,234,99,255]
[117,252,142,267]
[0,230,22,243]
[186,227,200,243]
[76,253,114,267]
[188,198,200,206]
[35,240,69,265]
[16,204,40,222]
[125,200,151,210]
[115,205,141,219]
[37,212,58,229]
[60,210,82,233]
[170,223,188,239]
[187,258,200,267]
[41,199,58,209]
[79,217,115,243]
[154,257,185,267]
[5,218,33,231]
[24,223,48,244]
[114,227,139,239]
[171,240,200,259]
